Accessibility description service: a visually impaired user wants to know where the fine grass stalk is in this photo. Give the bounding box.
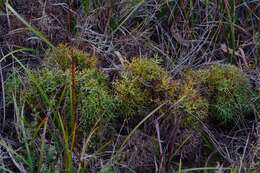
[57,112,73,173]
[77,120,100,173]
[224,0,236,63]
[117,102,166,153]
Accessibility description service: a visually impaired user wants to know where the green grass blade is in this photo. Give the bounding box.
[0,140,30,167]
[0,48,35,63]
[11,55,53,109]
[57,112,73,173]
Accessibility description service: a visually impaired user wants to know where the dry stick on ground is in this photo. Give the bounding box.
[155,118,165,173]
[164,118,182,173]
[0,60,6,130]
[77,120,100,173]
[202,125,234,164]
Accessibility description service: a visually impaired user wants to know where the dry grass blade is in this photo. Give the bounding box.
[8,152,26,173]
[0,140,30,169]
[118,102,166,153]
[5,3,55,49]
[77,120,100,173]
[0,62,6,130]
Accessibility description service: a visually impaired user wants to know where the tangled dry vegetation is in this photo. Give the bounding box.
[0,0,259,173]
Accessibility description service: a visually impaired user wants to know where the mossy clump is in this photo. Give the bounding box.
[45,44,97,70]
[78,69,118,127]
[125,58,172,92]
[114,74,148,117]
[114,58,172,118]
[175,79,209,129]
[5,68,67,109]
[5,67,117,129]
[185,64,253,122]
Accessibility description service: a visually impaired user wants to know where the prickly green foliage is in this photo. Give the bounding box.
[98,164,115,173]
[78,69,118,128]
[5,68,67,108]
[114,74,148,117]
[82,0,90,15]
[206,64,252,121]
[26,68,67,108]
[114,58,172,118]
[125,58,172,92]
[5,71,24,105]
[5,67,118,130]
[40,143,58,173]
[46,44,97,71]
[187,64,252,122]
[176,79,209,129]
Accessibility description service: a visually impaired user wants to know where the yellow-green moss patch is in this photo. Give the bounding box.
[45,44,97,70]
[114,58,172,118]
[185,64,253,122]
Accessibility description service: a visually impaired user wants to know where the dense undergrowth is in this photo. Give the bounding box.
[3,44,259,172]
[0,0,259,173]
